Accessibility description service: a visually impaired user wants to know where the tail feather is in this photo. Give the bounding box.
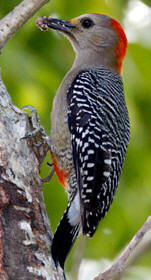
[51,208,80,269]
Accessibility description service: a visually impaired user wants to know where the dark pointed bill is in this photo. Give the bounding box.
[36,17,75,34]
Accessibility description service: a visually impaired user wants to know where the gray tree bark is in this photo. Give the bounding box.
[0,74,64,280]
[0,0,64,279]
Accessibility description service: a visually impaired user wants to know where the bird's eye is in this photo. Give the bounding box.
[81,18,94,29]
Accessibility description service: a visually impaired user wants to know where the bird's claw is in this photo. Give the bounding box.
[21,105,51,148]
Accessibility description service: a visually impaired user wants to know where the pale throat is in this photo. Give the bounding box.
[72,48,119,73]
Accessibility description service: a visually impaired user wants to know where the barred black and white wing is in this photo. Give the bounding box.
[67,68,130,237]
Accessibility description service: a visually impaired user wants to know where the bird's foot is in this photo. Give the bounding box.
[21,105,56,182]
[21,105,52,148]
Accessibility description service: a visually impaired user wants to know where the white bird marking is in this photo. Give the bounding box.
[87,176,94,181]
[84,199,90,203]
[86,189,92,193]
[67,192,80,226]
[104,159,111,165]
[87,163,95,168]
[88,150,94,155]
[103,171,110,177]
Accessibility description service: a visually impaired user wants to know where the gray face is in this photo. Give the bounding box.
[69,14,118,53]
[36,13,127,72]
[37,14,118,54]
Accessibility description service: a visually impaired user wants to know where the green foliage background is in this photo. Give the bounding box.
[1,0,151,278]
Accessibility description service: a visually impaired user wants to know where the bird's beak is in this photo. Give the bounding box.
[36,17,75,35]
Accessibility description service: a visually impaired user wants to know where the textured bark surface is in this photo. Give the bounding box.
[0,75,64,280]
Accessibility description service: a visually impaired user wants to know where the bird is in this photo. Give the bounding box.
[36,13,130,270]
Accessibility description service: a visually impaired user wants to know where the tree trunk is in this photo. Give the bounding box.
[0,0,64,278]
[0,75,64,279]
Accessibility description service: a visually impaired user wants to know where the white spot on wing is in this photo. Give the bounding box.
[103,171,110,177]
[88,150,94,155]
[84,199,90,203]
[82,130,89,138]
[87,176,94,181]
[84,155,88,161]
[83,142,89,150]
[86,189,92,193]
[87,163,94,168]
[104,159,111,165]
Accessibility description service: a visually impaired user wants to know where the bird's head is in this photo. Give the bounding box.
[36,13,127,73]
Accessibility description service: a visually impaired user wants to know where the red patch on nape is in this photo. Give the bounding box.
[50,152,68,189]
[111,19,127,73]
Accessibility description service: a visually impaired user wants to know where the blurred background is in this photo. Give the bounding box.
[0,0,151,279]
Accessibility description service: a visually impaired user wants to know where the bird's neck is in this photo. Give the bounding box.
[56,49,120,101]
[54,48,121,105]
[72,49,120,74]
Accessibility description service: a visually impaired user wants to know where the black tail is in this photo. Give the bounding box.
[51,208,80,269]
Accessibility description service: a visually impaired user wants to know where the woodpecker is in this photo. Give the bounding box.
[36,14,130,270]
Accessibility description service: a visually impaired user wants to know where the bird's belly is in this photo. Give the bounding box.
[50,103,74,187]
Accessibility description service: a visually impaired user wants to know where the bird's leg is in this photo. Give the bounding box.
[21,105,55,182]
[21,105,52,147]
